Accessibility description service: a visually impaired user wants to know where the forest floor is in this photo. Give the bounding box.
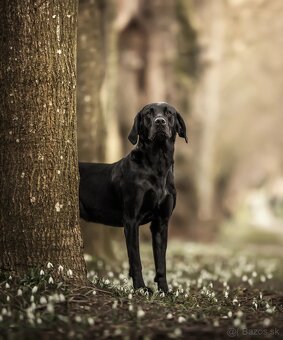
[0,241,283,339]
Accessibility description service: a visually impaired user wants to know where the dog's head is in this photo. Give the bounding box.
[128,102,188,145]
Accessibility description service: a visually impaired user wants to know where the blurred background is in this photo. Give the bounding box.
[77,0,283,261]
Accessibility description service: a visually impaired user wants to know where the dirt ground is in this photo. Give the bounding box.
[0,241,283,339]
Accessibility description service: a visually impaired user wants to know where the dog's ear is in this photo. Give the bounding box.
[176,112,188,143]
[128,111,141,145]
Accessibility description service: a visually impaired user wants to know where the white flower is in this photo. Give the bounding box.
[263,318,271,327]
[236,310,243,318]
[92,290,96,296]
[178,316,186,323]
[137,308,145,318]
[47,303,54,313]
[88,317,94,325]
[47,262,53,269]
[128,304,133,312]
[112,300,118,309]
[174,328,182,337]
[67,269,73,277]
[5,283,10,289]
[40,269,45,276]
[17,289,23,296]
[6,296,10,302]
[30,295,34,302]
[104,279,110,285]
[228,311,232,318]
[40,296,47,304]
[32,286,38,294]
[58,265,64,273]
[48,276,54,284]
[75,315,82,323]
[213,319,219,327]
[59,293,65,302]
[166,313,173,319]
[2,308,8,315]
[37,318,42,324]
[8,276,12,281]
[233,318,241,327]
[128,293,133,300]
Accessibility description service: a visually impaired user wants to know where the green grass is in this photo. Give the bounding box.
[0,241,283,339]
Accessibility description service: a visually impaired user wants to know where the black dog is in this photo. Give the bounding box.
[79,102,187,292]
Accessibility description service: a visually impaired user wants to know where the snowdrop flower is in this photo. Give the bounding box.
[30,295,34,302]
[32,286,38,294]
[47,303,54,313]
[137,308,145,318]
[236,310,243,318]
[174,328,182,337]
[178,316,186,323]
[58,265,64,273]
[17,289,23,296]
[67,269,73,277]
[5,283,10,289]
[88,317,94,325]
[233,318,241,327]
[263,318,271,327]
[75,315,82,323]
[128,304,133,312]
[213,319,219,327]
[92,290,96,296]
[2,308,8,316]
[37,318,42,324]
[48,276,54,284]
[47,262,53,269]
[40,296,47,304]
[40,269,45,276]
[260,275,266,282]
[228,311,233,318]
[112,300,118,309]
[59,293,65,302]
[166,313,173,319]
[104,279,110,285]
[6,296,10,302]
[8,276,12,280]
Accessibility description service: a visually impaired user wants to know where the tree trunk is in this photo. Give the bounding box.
[0,0,86,281]
[77,0,123,263]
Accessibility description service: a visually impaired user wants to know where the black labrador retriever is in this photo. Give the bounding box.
[79,102,188,292]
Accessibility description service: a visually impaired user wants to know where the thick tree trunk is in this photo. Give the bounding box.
[0,0,86,281]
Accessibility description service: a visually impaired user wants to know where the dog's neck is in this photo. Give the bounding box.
[133,138,175,175]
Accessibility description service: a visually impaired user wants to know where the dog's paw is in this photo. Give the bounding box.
[135,286,154,296]
[157,280,169,293]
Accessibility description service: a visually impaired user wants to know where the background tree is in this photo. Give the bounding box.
[77,0,123,261]
[0,0,86,281]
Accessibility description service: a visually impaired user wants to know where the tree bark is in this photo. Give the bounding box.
[77,0,123,263]
[0,0,86,281]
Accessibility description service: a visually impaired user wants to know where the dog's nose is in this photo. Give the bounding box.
[154,117,166,126]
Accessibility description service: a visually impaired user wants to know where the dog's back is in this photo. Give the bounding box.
[79,162,123,226]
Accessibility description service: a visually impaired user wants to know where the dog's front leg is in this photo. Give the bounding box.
[123,220,146,290]
[150,218,169,293]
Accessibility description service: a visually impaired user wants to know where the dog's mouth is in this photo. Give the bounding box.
[151,129,170,141]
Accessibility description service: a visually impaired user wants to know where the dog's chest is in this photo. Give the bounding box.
[147,174,168,206]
